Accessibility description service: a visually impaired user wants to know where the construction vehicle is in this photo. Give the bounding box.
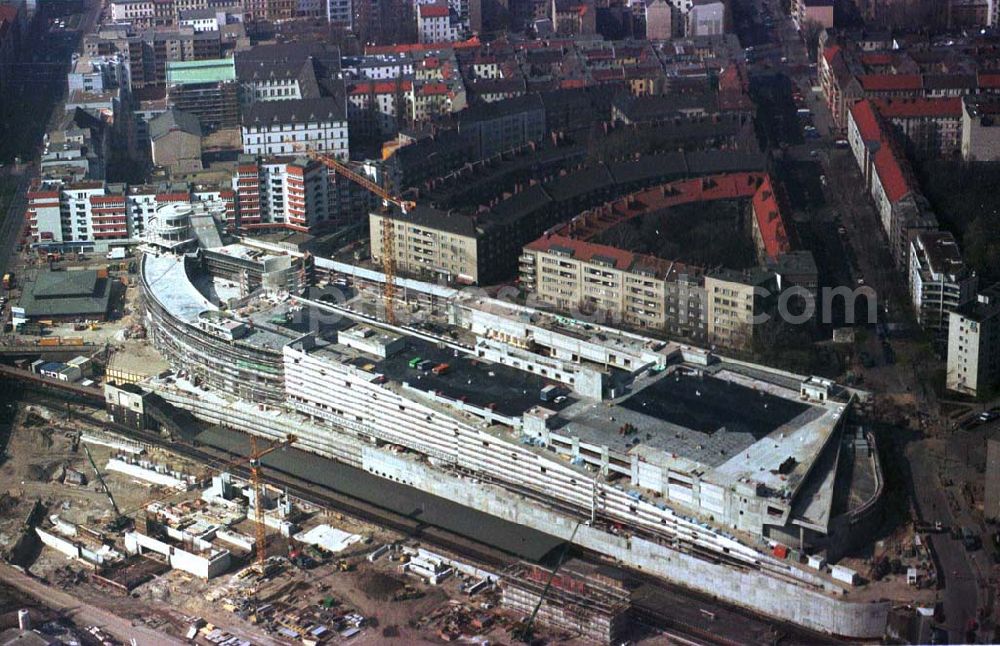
[306,151,414,326]
[83,445,132,532]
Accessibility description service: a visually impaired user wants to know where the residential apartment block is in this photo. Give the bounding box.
[962,96,1000,161]
[948,285,1000,397]
[908,231,977,336]
[370,206,481,283]
[241,96,348,159]
[705,268,776,350]
[519,235,707,339]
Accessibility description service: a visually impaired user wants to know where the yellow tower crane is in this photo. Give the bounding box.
[306,151,415,325]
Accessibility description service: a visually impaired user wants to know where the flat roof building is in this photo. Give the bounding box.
[15,269,113,321]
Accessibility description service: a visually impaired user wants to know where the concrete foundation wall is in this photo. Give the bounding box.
[363,449,890,639]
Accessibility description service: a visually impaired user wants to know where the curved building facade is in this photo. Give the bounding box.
[141,252,288,405]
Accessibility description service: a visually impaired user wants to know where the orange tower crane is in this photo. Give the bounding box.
[247,434,297,566]
[306,151,414,325]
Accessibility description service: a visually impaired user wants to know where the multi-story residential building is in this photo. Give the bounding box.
[705,268,777,351]
[326,0,352,24]
[908,231,977,336]
[241,97,348,159]
[84,25,222,89]
[457,93,545,159]
[68,54,132,94]
[370,206,481,283]
[873,97,963,158]
[847,100,937,268]
[231,155,344,233]
[110,0,157,26]
[948,285,1000,397]
[417,3,459,43]
[165,58,239,130]
[177,7,222,31]
[644,0,673,40]
[551,0,595,35]
[686,0,725,36]
[27,181,131,252]
[961,96,1000,161]
[792,0,833,30]
[234,42,341,108]
[519,234,707,340]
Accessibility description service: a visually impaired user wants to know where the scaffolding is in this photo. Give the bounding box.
[501,561,631,645]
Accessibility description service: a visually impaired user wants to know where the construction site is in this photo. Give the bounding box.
[0,150,947,645]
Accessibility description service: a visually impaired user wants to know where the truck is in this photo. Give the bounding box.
[106,247,127,260]
[2,273,12,290]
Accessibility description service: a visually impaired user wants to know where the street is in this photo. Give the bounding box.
[0,563,187,645]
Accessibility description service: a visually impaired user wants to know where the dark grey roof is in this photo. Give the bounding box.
[235,43,340,84]
[544,164,614,202]
[384,205,479,237]
[608,151,688,185]
[487,184,552,226]
[459,92,544,124]
[19,270,112,318]
[179,7,218,19]
[150,108,202,140]
[684,150,766,174]
[244,97,346,126]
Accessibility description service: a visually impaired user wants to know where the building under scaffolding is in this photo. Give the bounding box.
[501,561,631,645]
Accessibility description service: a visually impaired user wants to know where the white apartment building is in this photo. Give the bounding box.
[241,97,348,160]
[109,0,155,24]
[26,180,131,252]
[908,231,977,335]
[417,3,460,43]
[947,286,1000,397]
[232,156,335,232]
[67,54,131,94]
[326,0,351,25]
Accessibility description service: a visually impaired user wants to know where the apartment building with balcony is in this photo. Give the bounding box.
[705,267,777,350]
[519,234,707,340]
[908,231,977,336]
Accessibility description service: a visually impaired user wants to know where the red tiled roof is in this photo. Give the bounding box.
[873,97,962,119]
[348,80,413,95]
[751,176,791,260]
[858,74,922,92]
[526,234,636,270]
[873,144,911,203]
[822,45,841,66]
[419,4,450,18]
[419,82,449,95]
[860,52,894,67]
[849,100,882,141]
[978,73,1000,89]
[365,36,480,55]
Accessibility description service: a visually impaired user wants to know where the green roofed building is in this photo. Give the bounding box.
[166,58,239,130]
[16,270,113,321]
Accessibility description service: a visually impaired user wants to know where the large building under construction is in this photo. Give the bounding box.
[137,235,889,639]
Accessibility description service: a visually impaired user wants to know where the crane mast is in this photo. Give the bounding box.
[306,151,413,326]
